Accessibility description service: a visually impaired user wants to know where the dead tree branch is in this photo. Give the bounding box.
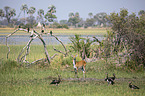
[33,30,51,64]
[51,34,68,56]
[50,53,58,59]
[19,37,33,63]
[53,47,66,55]
[26,53,58,67]
[5,28,64,65]
[6,28,29,59]
[17,35,38,62]
[93,36,101,44]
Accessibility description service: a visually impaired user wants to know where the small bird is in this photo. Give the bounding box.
[50,75,61,86]
[41,30,44,33]
[50,31,52,36]
[18,25,21,28]
[105,73,108,81]
[27,27,30,33]
[105,73,115,85]
[129,82,140,89]
[107,78,114,85]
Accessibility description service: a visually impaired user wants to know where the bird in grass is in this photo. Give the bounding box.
[41,30,44,33]
[105,73,115,85]
[18,25,21,28]
[50,75,61,86]
[129,82,140,89]
[107,78,114,85]
[105,73,108,81]
[105,73,116,81]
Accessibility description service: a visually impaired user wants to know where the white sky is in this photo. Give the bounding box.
[0,0,145,21]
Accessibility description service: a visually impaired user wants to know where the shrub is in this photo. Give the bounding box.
[124,60,144,72]
[106,8,145,68]
[49,55,73,69]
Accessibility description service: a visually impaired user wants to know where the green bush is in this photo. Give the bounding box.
[62,24,69,29]
[124,60,144,72]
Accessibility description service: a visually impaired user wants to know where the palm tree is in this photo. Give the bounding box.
[37,9,44,23]
[45,5,57,22]
[20,4,28,24]
[38,9,44,17]
[27,7,36,27]
[69,34,95,59]
[27,7,36,16]
[88,13,93,18]
[75,12,79,17]
[69,12,74,18]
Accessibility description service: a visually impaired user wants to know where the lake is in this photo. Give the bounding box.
[0,34,104,45]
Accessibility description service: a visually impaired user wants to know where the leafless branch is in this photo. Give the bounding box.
[51,34,68,56]
[33,30,51,64]
[6,28,30,59]
[53,47,66,55]
[50,53,58,59]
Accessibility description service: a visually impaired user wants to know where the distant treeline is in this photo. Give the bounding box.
[0,4,145,28]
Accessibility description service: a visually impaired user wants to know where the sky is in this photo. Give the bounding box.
[0,0,145,21]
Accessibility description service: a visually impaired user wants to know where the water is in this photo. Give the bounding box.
[0,34,104,45]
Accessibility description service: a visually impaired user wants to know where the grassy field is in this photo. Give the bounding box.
[0,45,145,96]
[0,28,145,96]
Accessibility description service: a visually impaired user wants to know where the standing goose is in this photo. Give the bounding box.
[105,73,108,81]
[129,82,140,89]
[50,75,61,86]
[107,78,114,85]
[105,73,114,85]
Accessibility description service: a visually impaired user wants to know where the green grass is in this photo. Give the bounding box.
[0,59,145,96]
[0,45,67,62]
[0,29,145,96]
[50,28,108,35]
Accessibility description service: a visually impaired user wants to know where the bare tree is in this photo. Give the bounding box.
[6,28,67,66]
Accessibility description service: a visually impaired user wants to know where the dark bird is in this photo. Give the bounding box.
[18,25,21,28]
[129,82,140,89]
[41,30,44,33]
[50,31,52,36]
[107,78,114,85]
[42,23,45,28]
[50,75,61,86]
[27,27,30,33]
[105,73,114,85]
[105,73,108,81]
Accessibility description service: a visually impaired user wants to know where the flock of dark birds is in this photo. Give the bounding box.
[50,73,140,89]
[104,73,140,89]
